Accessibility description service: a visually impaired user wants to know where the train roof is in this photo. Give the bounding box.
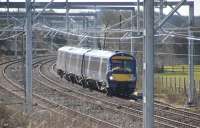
[58,46,118,59]
[85,49,115,58]
[58,46,90,54]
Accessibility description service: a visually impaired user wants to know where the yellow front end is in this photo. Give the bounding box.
[111,74,133,82]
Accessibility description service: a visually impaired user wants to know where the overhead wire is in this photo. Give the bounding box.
[129,50,200,57]
[0,31,24,41]
[105,13,138,31]
[33,23,200,44]
[33,24,144,40]
[33,0,55,21]
[161,29,200,41]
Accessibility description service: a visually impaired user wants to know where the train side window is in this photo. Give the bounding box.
[74,54,79,74]
[56,52,61,69]
[68,53,72,72]
[69,53,74,73]
[89,57,100,79]
[83,56,89,76]
[65,52,70,72]
[71,54,77,73]
[101,58,108,80]
[76,53,82,75]
[60,52,65,70]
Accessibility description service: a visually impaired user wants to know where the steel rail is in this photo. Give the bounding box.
[37,59,177,128]
[40,59,199,128]
[35,59,146,127]
[50,62,200,127]
[1,57,120,128]
[51,61,200,122]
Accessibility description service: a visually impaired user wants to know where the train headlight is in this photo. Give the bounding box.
[109,76,114,80]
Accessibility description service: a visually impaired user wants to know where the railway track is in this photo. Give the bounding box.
[1,56,119,128]
[43,59,200,128]
[2,56,200,128]
[51,61,200,119]
[33,58,144,127]
[4,56,173,128]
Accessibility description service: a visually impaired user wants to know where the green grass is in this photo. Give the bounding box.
[135,65,200,106]
[155,65,200,105]
[157,65,200,82]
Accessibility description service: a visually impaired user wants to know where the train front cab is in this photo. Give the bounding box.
[107,53,136,96]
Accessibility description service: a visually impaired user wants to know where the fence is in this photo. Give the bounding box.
[155,75,200,96]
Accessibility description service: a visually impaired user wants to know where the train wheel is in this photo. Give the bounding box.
[70,75,76,84]
[64,74,69,81]
[106,87,113,97]
[80,79,87,88]
[87,80,93,91]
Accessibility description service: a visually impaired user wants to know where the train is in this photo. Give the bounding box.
[56,46,137,96]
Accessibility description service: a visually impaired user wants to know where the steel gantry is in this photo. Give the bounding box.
[0,1,194,9]
[0,0,196,128]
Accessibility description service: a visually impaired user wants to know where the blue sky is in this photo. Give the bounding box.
[0,0,199,16]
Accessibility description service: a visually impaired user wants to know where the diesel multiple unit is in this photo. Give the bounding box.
[56,46,137,96]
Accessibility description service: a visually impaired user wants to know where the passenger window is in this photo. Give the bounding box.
[89,57,100,73]
[101,58,108,80]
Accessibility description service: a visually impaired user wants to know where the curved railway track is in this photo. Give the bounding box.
[3,57,171,128]
[34,58,144,127]
[1,56,119,128]
[42,59,200,128]
[2,56,200,128]
[51,61,200,119]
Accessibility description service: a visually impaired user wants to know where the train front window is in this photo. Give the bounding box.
[111,59,132,72]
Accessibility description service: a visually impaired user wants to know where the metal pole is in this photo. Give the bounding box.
[131,9,134,55]
[95,7,100,49]
[32,0,36,21]
[158,0,164,43]
[143,0,154,127]
[22,34,25,105]
[51,33,53,52]
[14,21,18,59]
[187,4,195,105]
[86,17,89,47]
[65,0,69,30]
[33,0,37,56]
[159,0,163,20]
[51,32,57,52]
[119,12,122,50]
[137,0,140,35]
[65,0,69,45]
[84,16,86,32]
[6,0,9,25]
[25,0,32,113]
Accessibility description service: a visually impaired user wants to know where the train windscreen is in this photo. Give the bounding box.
[111,56,133,72]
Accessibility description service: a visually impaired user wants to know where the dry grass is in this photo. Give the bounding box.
[0,104,102,128]
[136,77,187,105]
[154,78,187,105]
[0,104,29,128]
